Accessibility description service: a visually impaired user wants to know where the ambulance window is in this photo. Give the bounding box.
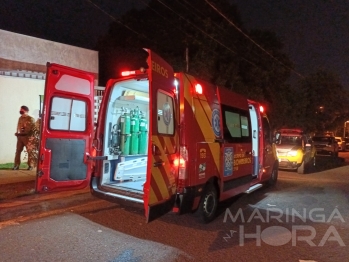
[222,105,250,143]
[49,97,86,131]
[225,112,241,137]
[157,91,174,135]
[262,116,271,143]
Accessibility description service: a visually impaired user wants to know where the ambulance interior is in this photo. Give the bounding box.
[99,78,150,197]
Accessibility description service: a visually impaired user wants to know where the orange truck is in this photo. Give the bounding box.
[36,49,279,223]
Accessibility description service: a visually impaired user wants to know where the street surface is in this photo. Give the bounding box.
[1,153,349,261]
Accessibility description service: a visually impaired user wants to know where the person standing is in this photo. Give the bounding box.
[13,105,36,170]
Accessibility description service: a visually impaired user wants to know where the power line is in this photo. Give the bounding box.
[166,0,294,84]
[86,0,296,85]
[204,0,304,78]
[84,0,157,45]
[178,0,279,72]
[155,0,258,67]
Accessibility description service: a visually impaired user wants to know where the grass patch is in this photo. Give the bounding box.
[0,163,27,170]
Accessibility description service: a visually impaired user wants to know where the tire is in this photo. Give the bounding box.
[268,164,278,186]
[297,160,305,174]
[313,154,316,166]
[197,184,218,223]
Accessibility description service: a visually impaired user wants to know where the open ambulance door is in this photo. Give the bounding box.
[36,63,95,193]
[143,50,178,222]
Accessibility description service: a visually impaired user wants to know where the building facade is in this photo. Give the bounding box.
[0,29,99,164]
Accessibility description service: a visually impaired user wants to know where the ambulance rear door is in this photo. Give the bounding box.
[143,50,178,222]
[36,63,95,193]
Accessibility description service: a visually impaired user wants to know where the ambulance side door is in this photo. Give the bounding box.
[36,63,95,193]
[220,104,253,195]
[143,50,178,222]
[261,115,276,176]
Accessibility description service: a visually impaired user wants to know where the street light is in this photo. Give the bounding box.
[344,121,349,138]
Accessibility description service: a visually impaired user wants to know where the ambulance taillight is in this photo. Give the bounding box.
[173,157,185,167]
[176,146,188,188]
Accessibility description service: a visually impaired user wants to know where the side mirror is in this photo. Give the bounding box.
[274,132,281,144]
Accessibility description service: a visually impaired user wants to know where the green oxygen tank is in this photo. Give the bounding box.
[120,109,131,155]
[139,111,148,155]
[130,107,140,155]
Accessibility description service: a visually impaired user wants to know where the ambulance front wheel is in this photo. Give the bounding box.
[268,164,278,186]
[197,184,218,223]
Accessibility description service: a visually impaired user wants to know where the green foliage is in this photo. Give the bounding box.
[290,70,349,133]
[0,163,27,169]
[95,0,348,134]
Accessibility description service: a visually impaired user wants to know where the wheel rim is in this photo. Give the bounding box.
[204,193,216,216]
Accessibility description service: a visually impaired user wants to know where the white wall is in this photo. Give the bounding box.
[0,75,44,164]
[0,29,100,164]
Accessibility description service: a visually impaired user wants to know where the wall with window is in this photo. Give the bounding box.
[0,29,100,164]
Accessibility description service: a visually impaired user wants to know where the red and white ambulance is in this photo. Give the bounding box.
[36,49,279,223]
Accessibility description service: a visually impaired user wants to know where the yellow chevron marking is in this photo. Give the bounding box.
[148,171,158,204]
[163,136,175,154]
[149,135,171,204]
[193,98,220,172]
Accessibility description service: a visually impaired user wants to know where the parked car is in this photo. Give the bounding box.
[275,129,316,174]
[312,136,339,156]
[344,137,349,151]
[335,137,346,151]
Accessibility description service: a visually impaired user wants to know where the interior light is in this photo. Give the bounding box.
[195,84,203,94]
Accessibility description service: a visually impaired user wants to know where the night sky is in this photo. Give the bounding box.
[231,0,349,88]
[0,0,348,88]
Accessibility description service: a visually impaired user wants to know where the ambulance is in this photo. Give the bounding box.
[36,49,279,223]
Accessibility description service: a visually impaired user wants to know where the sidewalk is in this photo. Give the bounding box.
[0,168,36,185]
[0,168,93,227]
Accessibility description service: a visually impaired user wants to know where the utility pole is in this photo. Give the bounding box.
[185,47,189,73]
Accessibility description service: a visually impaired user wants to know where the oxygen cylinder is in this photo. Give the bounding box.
[111,124,120,147]
[130,108,140,155]
[120,110,131,155]
[139,111,148,154]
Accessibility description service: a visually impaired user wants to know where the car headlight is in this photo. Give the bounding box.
[287,150,299,157]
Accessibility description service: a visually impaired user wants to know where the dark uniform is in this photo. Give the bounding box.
[13,108,36,170]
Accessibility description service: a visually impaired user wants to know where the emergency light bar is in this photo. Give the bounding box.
[121,71,136,76]
[121,68,146,77]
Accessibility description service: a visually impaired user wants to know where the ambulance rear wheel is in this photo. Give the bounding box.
[197,184,218,223]
[268,165,278,186]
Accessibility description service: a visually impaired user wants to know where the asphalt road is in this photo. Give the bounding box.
[1,153,349,261]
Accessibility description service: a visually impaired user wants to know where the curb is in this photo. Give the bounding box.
[0,188,95,227]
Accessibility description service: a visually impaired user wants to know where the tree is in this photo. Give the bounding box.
[294,70,349,133]
[97,0,338,131]
[96,0,292,97]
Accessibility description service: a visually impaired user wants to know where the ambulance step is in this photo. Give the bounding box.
[245,183,263,194]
